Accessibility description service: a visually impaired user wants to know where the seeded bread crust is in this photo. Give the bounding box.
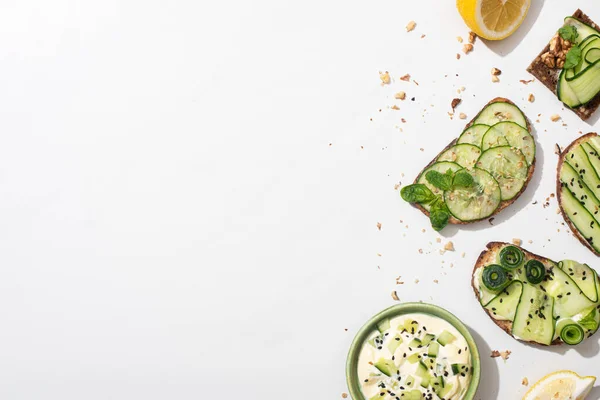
[526,9,600,121]
[413,97,535,225]
[556,132,600,256]
[471,242,563,346]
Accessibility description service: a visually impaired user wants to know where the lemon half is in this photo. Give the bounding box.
[457,0,531,40]
[523,370,596,400]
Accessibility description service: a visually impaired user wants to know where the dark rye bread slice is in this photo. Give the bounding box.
[413,97,535,225]
[471,242,565,345]
[526,9,600,121]
[556,132,600,255]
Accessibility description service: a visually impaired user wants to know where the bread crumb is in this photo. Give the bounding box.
[342,393,348,398]
[433,279,439,284]
[400,74,411,81]
[520,79,534,85]
[522,377,529,386]
[391,291,400,301]
[491,67,502,76]
[528,240,533,244]
[406,21,416,32]
[460,86,466,92]
[457,36,463,43]
[380,71,391,85]
[459,112,467,120]
[468,31,477,44]
[512,238,522,246]
[395,91,406,100]
[456,53,461,60]
[550,114,561,122]
[436,238,441,243]
[491,75,500,83]
[490,350,511,360]
[377,222,382,230]
[461,252,466,258]
[463,44,473,54]
[396,275,404,285]
[415,279,420,284]
[444,241,454,251]
[418,248,423,254]
[528,93,535,103]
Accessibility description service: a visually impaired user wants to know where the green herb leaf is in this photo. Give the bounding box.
[429,198,450,231]
[453,171,474,188]
[564,45,582,70]
[425,170,453,191]
[579,308,599,331]
[400,184,435,204]
[558,25,578,42]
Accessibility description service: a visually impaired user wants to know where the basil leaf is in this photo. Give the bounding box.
[400,184,435,204]
[564,46,582,70]
[579,308,599,331]
[453,171,474,188]
[558,25,578,42]
[429,198,450,231]
[425,170,453,191]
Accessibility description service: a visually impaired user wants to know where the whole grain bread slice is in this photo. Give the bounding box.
[471,242,564,345]
[556,132,600,256]
[413,97,535,225]
[526,9,600,120]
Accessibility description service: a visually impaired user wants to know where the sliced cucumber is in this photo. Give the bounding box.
[541,262,596,319]
[473,101,527,129]
[563,17,600,45]
[559,260,598,302]
[437,330,456,346]
[437,383,454,398]
[558,63,600,108]
[387,334,403,354]
[484,281,523,321]
[476,146,528,200]
[481,122,535,165]
[374,358,396,376]
[559,161,600,223]
[421,333,435,346]
[559,184,600,254]
[565,144,600,199]
[457,124,489,148]
[444,168,501,221]
[377,319,390,333]
[427,341,439,357]
[437,144,481,169]
[417,161,462,211]
[512,283,555,345]
[451,364,470,376]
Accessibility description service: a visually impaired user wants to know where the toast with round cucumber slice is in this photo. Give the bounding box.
[557,132,600,255]
[400,98,536,231]
[472,242,600,346]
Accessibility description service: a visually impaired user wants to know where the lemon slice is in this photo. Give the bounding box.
[457,0,531,40]
[523,370,596,400]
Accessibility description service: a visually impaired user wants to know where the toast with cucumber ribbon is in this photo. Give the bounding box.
[557,132,600,256]
[472,242,600,346]
[400,98,535,231]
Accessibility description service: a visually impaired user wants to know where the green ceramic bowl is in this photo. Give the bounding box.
[346,302,481,400]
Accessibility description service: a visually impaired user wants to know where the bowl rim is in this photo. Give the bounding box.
[345,302,481,400]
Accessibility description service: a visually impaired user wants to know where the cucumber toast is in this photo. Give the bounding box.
[557,132,600,256]
[527,9,600,120]
[472,242,600,346]
[400,98,535,231]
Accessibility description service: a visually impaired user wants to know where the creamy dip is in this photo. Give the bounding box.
[357,313,472,400]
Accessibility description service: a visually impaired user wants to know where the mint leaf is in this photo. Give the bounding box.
[453,171,474,188]
[401,184,435,204]
[429,198,450,231]
[558,25,578,42]
[564,46,582,70]
[425,170,452,191]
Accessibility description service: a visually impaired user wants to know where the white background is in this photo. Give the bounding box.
[0,0,600,399]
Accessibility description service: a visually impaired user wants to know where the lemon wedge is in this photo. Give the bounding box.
[457,0,531,40]
[523,370,596,400]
